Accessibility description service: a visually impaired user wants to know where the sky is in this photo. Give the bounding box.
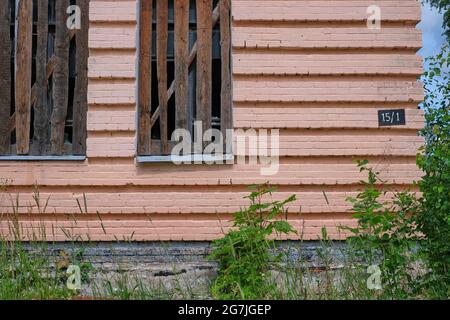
[417,2,446,58]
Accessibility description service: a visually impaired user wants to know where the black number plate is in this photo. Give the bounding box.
[378,109,406,126]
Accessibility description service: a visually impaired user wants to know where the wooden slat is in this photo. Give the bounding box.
[30,38,71,108]
[174,0,190,132]
[25,30,74,116]
[157,0,169,154]
[72,0,89,155]
[138,0,152,155]
[150,5,220,128]
[220,0,232,150]
[196,0,213,140]
[10,54,57,134]
[32,0,49,155]
[0,1,11,155]
[14,0,33,155]
[50,0,70,155]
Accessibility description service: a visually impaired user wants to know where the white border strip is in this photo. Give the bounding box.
[137,154,234,163]
[0,156,87,161]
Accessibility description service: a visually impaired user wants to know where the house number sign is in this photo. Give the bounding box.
[378,109,406,126]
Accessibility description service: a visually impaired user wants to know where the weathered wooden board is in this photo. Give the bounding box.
[50,0,70,155]
[0,1,11,155]
[15,0,33,155]
[220,0,232,150]
[174,0,190,132]
[196,0,213,139]
[32,0,49,155]
[72,0,89,155]
[138,0,152,155]
[157,0,169,154]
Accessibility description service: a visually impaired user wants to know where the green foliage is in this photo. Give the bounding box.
[417,45,450,299]
[209,185,297,300]
[422,0,450,40]
[342,160,421,299]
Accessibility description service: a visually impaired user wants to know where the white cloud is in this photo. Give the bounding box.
[417,2,445,58]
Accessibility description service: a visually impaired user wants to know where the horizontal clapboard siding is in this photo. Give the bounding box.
[234,53,423,76]
[0,160,422,186]
[0,189,411,215]
[232,1,421,22]
[0,0,424,241]
[233,77,423,102]
[234,106,424,129]
[0,213,357,241]
[232,25,421,49]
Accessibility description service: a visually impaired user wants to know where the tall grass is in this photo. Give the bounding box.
[0,184,210,300]
[0,183,74,299]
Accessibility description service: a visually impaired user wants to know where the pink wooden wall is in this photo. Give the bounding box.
[0,0,424,241]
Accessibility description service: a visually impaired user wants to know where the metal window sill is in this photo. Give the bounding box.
[137,154,234,164]
[0,155,87,162]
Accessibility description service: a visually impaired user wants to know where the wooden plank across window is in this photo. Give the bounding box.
[32,0,49,155]
[72,0,89,155]
[50,0,70,155]
[138,0,232,156]
[15,0,33,155]
[0,0,89,157]
[220,0,232,151]
[138,0,152,155]
[174,0,189,133]
[196,0,213,143]
[157,0,169,155]
[0,0,11,154]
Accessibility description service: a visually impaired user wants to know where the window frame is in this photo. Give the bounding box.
[0,0,89,161]
[136,0,233,163]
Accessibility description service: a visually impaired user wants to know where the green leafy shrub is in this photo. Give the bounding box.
[416,45,450,298]
[342,160,421,299]
[209,184,297,300]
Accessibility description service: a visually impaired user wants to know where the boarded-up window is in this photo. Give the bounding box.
[138,0,232,156]
[0,0,89,156]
